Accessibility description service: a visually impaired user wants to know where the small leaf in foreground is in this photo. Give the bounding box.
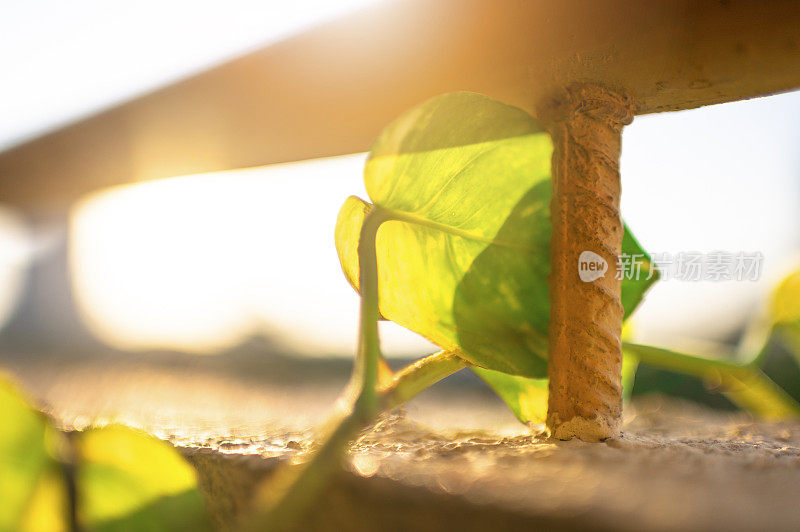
[0,375,208,531]
[76,425,209,531]
[0,375,67,532]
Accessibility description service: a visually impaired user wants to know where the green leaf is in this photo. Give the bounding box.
[335,92,657,380]
[472,368,548,424]
[769,267,800,364]
[771,267,800,326]
[475,353,641,425]
[621,352,640,403]
[76,425,209,531]
[0,375,208,531]
[0,374,67,532]
[623,342,800,419]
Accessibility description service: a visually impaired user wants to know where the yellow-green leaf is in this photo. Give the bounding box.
[76,425,209,531]
[0,375,67,532]
[0,374,208,531]
[771,267,800,325]
[770,267,800,364]
[335,92,656,379]
[472,368,548,424]
[475,352,642,426]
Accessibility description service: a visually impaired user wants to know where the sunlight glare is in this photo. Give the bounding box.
[69,156,437,356]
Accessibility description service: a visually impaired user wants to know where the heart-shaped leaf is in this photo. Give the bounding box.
[335,92,656,379]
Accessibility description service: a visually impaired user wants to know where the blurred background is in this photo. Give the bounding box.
[2,0,800,436]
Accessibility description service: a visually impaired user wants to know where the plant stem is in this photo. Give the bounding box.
[247,208,473,531]
[246,207,386,531]
[622,342,800,419]
[380,350,468,410]
[246,350,467,531]
[352,207,386,414]
[623,342,743,374]
[246,197,474,530]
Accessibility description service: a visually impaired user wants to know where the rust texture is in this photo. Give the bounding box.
[543,84,634,441]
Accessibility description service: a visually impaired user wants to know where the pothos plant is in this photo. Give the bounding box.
[251,92,800,528]
[1,92,799,531]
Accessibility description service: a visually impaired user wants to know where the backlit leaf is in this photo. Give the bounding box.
[472,368,548,424]
[0,375,67,532]
[0,375,208,531]
[76,425,209,531]
[335,92,656,380]
[476,352,642,425]
[771,267,800,325]
[770,267,800,365]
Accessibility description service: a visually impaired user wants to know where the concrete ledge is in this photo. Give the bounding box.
[180,404,800,532]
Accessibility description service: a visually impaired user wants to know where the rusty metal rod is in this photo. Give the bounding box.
[544,84,634,441]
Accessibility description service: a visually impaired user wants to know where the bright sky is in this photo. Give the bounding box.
[69,156,438,357]
[0,0,386,150]
[621,91,800,347]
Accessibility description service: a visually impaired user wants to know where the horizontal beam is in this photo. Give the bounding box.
[2,0,799,212]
